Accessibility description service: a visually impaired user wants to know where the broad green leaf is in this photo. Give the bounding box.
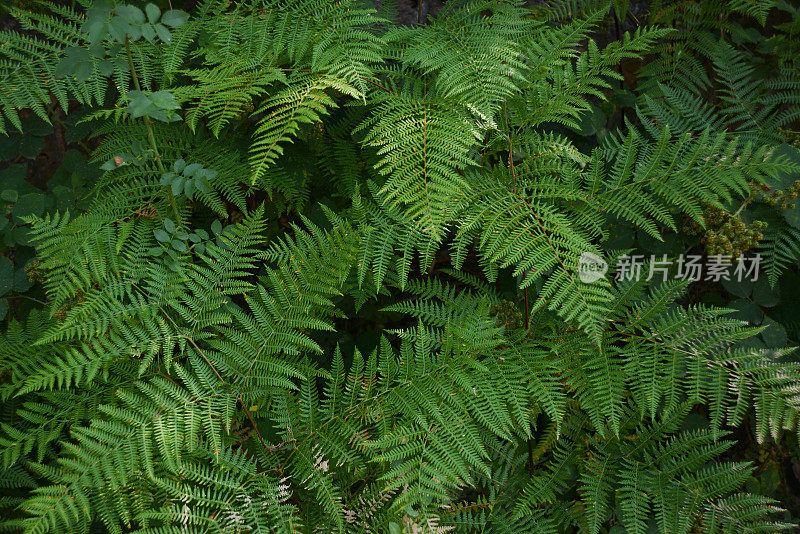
[155,23,171,43]
[127,90,152,118]
[145,3,161,23]
[12,227,31,246]
[23,117,53,137]
[12,267,32,292]
[20,135,45,159]
[0,134,20,160]
[149,91,181,110]
[171,177,184,196]
[761,317,788,348]
[160,9,189,27]
[108,16,130,43]
[115,5,145,25]
[728,298,764,324]
[141,23,156,43]
[722,277,752,299]
[12,194,46,224]
[184,178,195,199]
[183,163,202,177]
[0,257,13,296]
[752,277,779,307]
[85,20,108,44]
[195,178,210,194]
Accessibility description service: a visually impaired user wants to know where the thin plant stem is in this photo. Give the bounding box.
[124,40,182,225]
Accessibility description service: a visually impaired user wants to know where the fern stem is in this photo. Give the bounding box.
[505,103,535,476]
[523,286,529,328]
[529,419,559,465]
[732,194,754,218]
[503,105,529,330]
[527,438,535,475]
[162,307,269,449]
[124,40,182,225]
[239,394,269,449]
[360,76,395,95]
[613,10,624,90]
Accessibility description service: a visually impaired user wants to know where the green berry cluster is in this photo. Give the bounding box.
[704,219,767,257]
[751,179,800,211]
[489,300,524,330]
[684,204,767,258]
[23,259,44,284]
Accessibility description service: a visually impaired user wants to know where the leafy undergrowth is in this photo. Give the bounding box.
[1,1,800,533]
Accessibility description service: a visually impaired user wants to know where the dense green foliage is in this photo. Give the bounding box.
[1,0,800,532]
